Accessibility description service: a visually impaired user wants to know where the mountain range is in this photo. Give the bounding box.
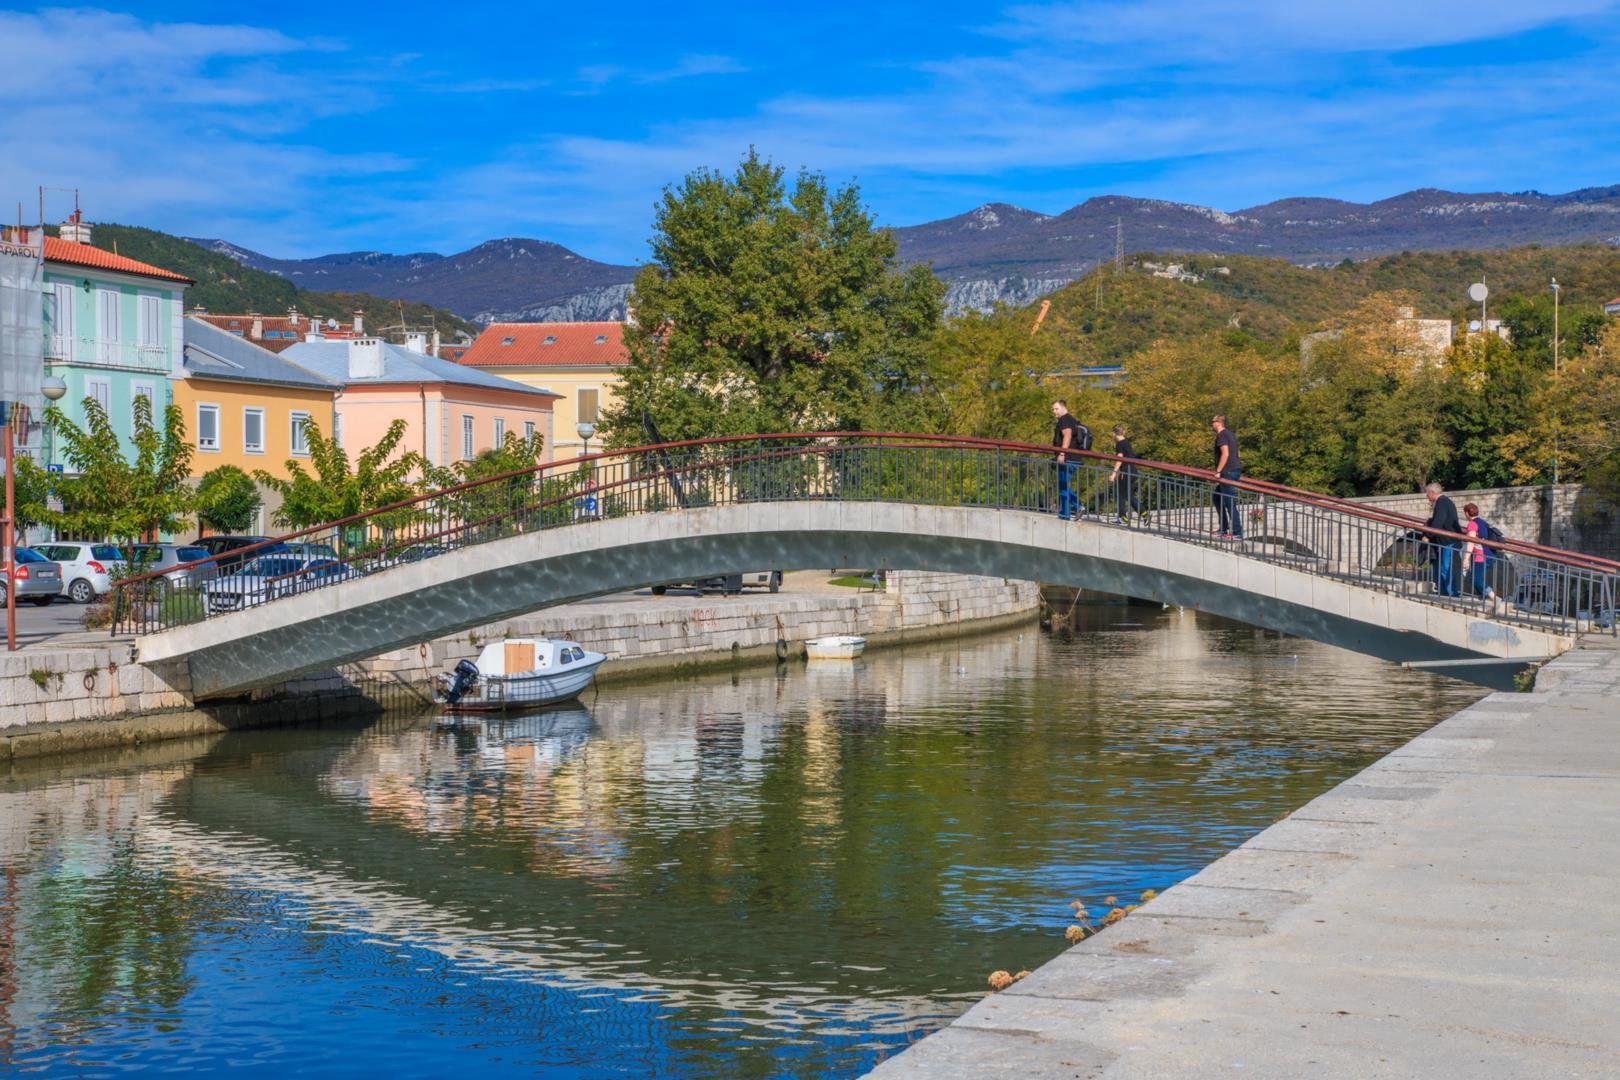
[191,185,1620,323]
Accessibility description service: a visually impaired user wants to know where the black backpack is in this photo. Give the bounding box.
[1074,423,1093,452]
[1476,517,1506,558]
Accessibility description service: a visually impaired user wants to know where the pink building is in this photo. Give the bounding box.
[281,337,559,467]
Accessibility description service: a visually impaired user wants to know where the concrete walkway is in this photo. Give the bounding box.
[868,638,1620,1079]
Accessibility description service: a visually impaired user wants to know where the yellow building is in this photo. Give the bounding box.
[454,322,627,455]
[177,317,338,534]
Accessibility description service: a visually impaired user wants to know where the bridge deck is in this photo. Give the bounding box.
[867,637,1620,1079]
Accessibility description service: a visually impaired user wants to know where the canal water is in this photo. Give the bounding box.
[1,605,1484,1077]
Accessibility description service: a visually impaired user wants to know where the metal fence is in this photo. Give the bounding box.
[111,434,1620,639]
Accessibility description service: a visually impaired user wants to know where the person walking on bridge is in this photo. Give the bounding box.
[1211,415,1243,540]
[1424,482,1463,598]
[1107,424,1143,525]
[1051,400,1089,522]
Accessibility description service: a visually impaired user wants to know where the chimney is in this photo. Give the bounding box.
[404,331,427,354]
[351,310,364,336]
[250,314,264,340]
[430,328,441,358]
[287,306,301,326]
[59,210,92,245]
[347,337,384,380]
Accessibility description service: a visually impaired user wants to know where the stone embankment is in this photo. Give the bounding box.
[0,571,1038,762]
[867,635,1620,1078]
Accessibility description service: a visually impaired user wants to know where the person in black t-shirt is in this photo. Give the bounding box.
[1211,415,1243,539]
[1424,482,1463,597]
[1107,424,1143,524]
[1051,400,1083,521]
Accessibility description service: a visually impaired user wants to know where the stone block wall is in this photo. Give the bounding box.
[1,572,1039,760]
[1355,483,1620,560]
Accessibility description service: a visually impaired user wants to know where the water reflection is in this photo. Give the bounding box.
[1,607,1483,1077]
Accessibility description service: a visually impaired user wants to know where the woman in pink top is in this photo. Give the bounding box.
[1462,501,1496,604]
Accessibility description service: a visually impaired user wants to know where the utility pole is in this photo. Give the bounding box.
[1113,218,1124,267]
[1551,276,1561,487]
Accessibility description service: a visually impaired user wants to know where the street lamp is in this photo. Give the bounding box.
[576,421,596,458]
[1551,278,1562,487]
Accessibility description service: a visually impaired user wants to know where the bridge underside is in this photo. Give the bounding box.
[136,503,1573,699]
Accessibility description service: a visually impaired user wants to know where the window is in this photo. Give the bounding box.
[85,377,111,415]
[462,414,474,460]
[523,420,535,442]
[289,411,311,455]
[578,388,599,424]
[131,381,156,425]
[197,403,220,451]
[500,336,515,346]
[542,335,557,345]
[243,407,265,453]
[494,417,505,444]
[594,335,607,344]
[96,287,120,362]
[49,282,74,357]
[137,293,162,348]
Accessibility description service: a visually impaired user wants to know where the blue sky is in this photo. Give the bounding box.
[4,1,1619,263]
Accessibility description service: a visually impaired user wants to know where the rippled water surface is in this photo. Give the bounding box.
[1,606,1485,1077]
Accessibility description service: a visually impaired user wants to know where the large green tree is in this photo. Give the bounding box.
[195,465,263,533]
[602,150,944,444]
[45,395,195,552]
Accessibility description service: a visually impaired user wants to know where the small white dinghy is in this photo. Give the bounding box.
[805,634,867,660]
[432,638,606,712]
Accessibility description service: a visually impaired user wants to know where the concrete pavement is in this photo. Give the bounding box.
[867,637,1620,1079]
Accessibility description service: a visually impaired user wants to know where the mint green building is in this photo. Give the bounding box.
[40,229,192,469]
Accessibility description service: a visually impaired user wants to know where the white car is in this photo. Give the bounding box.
[37,542,127,604]
[202,555,362,614]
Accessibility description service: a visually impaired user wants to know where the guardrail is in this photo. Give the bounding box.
[110,433,1619,639]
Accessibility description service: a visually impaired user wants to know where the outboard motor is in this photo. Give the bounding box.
[443,659,480,704]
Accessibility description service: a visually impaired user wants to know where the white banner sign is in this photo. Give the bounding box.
[0,227,45,416]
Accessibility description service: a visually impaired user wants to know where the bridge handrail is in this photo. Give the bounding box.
[110,433,1619,637]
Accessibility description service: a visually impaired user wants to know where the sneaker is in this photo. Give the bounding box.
[1139,511,1151,525]
[1116,515,1130,525]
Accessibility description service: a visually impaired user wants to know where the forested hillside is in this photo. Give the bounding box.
[1038,245,1620,365]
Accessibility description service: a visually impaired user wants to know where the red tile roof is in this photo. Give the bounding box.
[190,313,360,352]
[457,322,629,367]
[44,237,194,284]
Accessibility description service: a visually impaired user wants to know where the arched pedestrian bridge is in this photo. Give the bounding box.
[115,435,1619,699]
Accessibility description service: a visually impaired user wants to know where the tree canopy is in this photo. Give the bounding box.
[603,151,944,444]
[253,419,423,530]
[196,465,263,533]
[44,396,195,549]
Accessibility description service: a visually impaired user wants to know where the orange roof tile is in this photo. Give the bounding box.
[457,322,629,367]
[44,237,194,284]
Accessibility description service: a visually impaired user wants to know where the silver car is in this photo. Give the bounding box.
[3,548,63,607]
[129,543,218,593]
[203,556,361,614]
[37,542,127,603]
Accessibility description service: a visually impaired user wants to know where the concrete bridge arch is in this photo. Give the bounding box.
[137,502,1572,700]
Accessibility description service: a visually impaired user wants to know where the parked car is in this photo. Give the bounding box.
[1,548,63,607]
[194,534,287,571]
[35,542,127,603]
[283,541,340,561]
[128,543,218,594]
[202,556,362,614]
[651,571,782,596]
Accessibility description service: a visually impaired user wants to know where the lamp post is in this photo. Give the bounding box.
[576,421,596,460]
[1551,278,1561,488]
[3,378,66,651]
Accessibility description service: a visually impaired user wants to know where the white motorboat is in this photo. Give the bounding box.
[805,634,867,660]
[432,638,606,712]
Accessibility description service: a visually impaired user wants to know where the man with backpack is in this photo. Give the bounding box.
[1051,400,1091,522]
